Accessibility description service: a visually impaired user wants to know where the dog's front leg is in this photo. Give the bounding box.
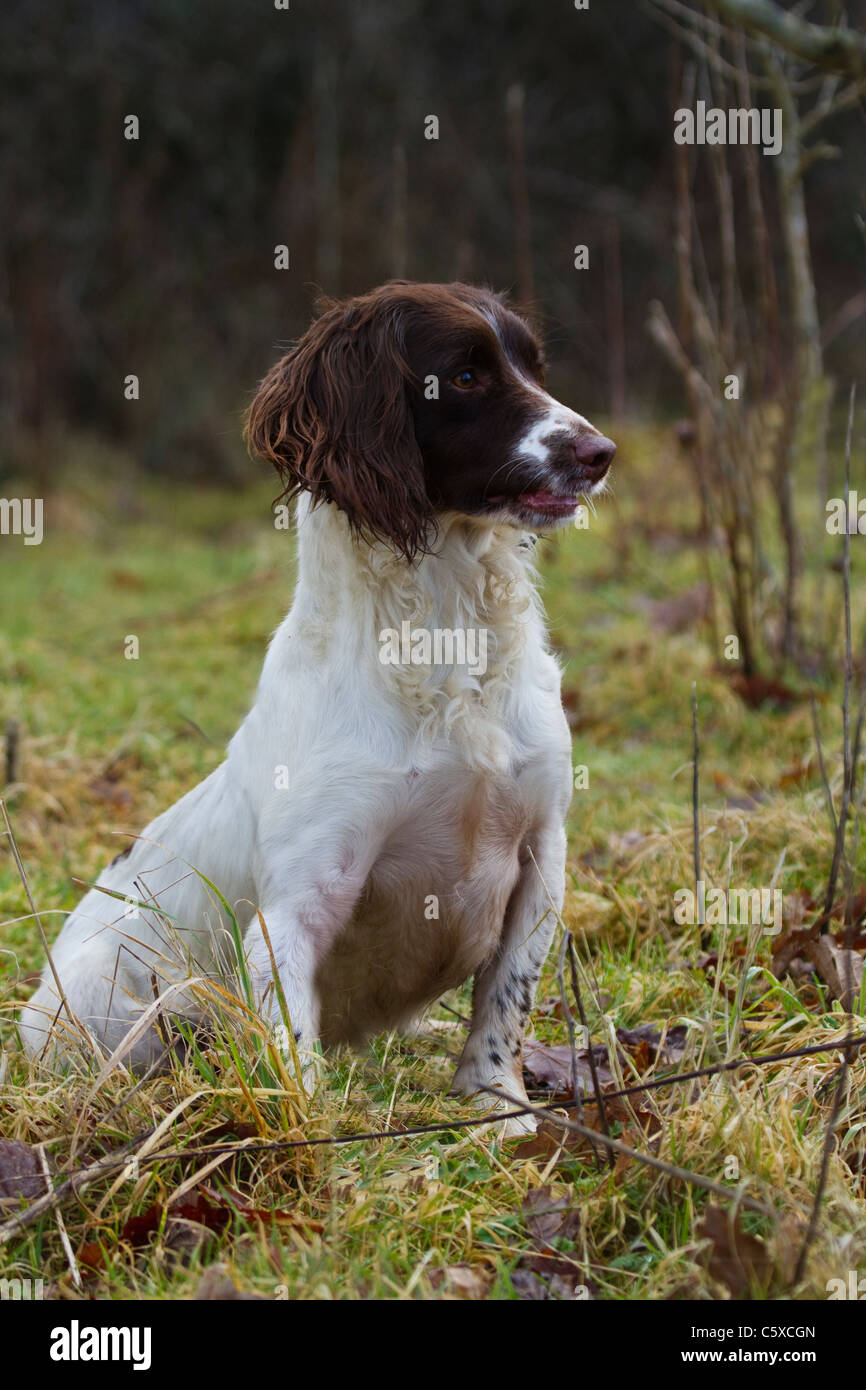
[243,800,388,1075]
[453,821,566,1137]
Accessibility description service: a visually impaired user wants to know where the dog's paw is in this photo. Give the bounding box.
[499,1108,539,1139]
[269,1024,324,1095]
[451,1064,537,1139]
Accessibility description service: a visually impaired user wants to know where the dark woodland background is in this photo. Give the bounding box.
[0,0,864,485]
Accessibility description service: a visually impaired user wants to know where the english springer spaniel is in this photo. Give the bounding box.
[21,281,614,1135]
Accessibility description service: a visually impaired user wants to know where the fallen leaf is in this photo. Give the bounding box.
[109,569,146,591]
[729,673,801,710]
[807,935,864,1009]
[772,918,822,977]
[88,778,132,809]
[510,1261,590,1300]
[523,1040,613,1097]
[0,1140,46,1206]
[632,583,711,635]
[428,1263,491,1300]
[778,758,817,789]
[698,1205,773,1297]
[561,889,618,935]
[208,1184,323,1231]
[202,1121,259,1144]
[514,1116,612,1166]
[616,1023,687,1066]
[196,1264,267,1300]
[78,1243,107,1277]
[522,1187,582,1250]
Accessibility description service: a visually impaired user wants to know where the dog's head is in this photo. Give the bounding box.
[245,281,615,560]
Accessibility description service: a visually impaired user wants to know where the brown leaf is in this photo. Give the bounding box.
[78,1242,106,1275]
[195,1264,267,1300]
[771,914,823,977]
[198,1183,323,1232]
[109,569,146,591]
[513,1117,608,1165]
[698,1205,773,1298]
[428,1263,491,1300]
[729,673,801,710]
[522,1187,582,1251]
[202,1120,259,1144]
[778,758,817,790]
[807,935,864,1009]
[119,1203,171,1247]
[0,1139,46,1205]
[523,1039,613,1097]
[616,1023,687,1066]
[632,583,711,635]
[510,1253,595,1300]
[88,777,132,809]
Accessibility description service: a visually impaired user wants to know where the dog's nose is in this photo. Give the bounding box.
[572,433,616,475]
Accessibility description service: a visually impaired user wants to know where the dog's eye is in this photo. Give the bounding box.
[452,369,477,390]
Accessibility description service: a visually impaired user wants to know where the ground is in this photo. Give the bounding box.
[0,425,864,1300]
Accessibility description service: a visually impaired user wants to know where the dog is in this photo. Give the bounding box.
[20,281,614,1134]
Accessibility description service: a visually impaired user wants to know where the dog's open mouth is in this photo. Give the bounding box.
[487,490,580,517]
[516,490,580,516]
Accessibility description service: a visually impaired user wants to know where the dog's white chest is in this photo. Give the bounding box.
[315,755,544,1044]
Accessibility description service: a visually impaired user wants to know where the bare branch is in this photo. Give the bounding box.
[801,75,866,133]
[702,0,866,77]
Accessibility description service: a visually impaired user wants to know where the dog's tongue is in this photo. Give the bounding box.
[518,491,576,513]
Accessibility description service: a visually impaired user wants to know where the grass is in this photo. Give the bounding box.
[0,424,865,1300]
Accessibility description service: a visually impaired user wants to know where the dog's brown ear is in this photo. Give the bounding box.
[244,297,432,561]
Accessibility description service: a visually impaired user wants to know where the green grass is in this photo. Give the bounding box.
[0,425,864,1300]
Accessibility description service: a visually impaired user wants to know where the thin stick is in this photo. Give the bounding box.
[796,388,859,1283]
[567,933,613,1166]
[824,385,857,920]
[481,1084,773,1217]
[3,1032,862,1246]
[691,683,708,949]
[792,1034,855,1286]
[810,693,838,840]
[0,799,70,1021]
[0,1130,157,1246]
[36,1143,80,1290]
[4,720,19,786]
[556,934,586,1131]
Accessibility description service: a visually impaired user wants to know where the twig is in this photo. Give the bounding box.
[0,1130,157,1246]
[567,933,613,1166]
[3,720,19,786]
[438,1001,471,1027]
[701,0,866,79]
[3,1031,862,1245]
[795,387,860,1285]
[792,1032,856,1286]
[824,385,857,922]
[481,1085,773,1217]
[556,934,585,1131]
[691,683,709,950]
[555,932,610,1170]
[36,1143,80,1290]
[530,848,612,1164]
[0,799,71,1023]
[810,693,838,840]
